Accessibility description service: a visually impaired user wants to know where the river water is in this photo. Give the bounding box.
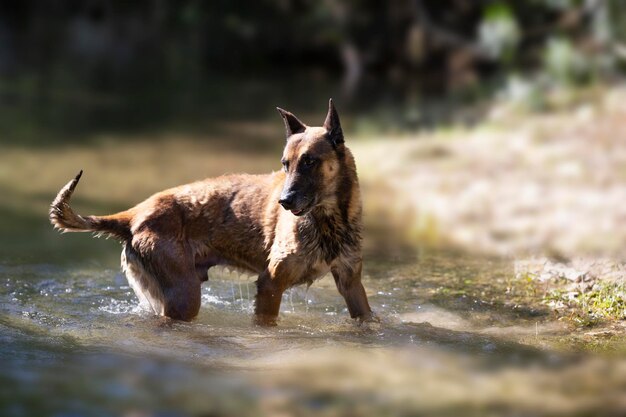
[1,251,625,417]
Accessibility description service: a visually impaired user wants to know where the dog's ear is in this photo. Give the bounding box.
[323,98,344,147]
[276,107,306,138]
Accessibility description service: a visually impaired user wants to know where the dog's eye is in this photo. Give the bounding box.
[281,160,289,172]
[301,155,316,167]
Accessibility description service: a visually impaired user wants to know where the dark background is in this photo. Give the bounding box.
[1,0,623,143]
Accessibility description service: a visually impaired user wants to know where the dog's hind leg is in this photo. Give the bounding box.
[122,244,166,315]
[146,242,202,321]
[124,240,201,321]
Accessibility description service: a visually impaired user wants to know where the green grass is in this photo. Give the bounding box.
[544,282,626,327]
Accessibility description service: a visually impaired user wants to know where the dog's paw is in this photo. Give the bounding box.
[361,312,380,322]
[355,312,382,329]
[253,314,278,327]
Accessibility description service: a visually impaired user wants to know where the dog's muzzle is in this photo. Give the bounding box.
[279,193,307,216]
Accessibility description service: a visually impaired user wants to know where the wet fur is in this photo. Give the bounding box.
[49,100,373,325]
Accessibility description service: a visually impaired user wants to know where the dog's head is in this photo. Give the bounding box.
[276,99,350,216]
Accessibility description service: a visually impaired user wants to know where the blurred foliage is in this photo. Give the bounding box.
[0,0,625,141]
[479,2,520,62]
[543,37,590,84]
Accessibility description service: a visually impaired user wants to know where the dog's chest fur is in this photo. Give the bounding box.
[266,207,360,286]
[297,209,360,265]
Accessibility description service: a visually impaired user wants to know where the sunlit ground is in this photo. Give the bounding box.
[1,86,625,416]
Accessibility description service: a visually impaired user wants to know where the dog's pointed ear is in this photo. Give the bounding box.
[276,107,306,138]
[323,98,344,146]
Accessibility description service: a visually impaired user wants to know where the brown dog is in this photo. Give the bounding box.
[49,99,373,325]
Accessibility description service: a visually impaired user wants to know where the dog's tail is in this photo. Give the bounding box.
[49,170,132,241]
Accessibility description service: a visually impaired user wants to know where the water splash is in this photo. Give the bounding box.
[1,256,624,417]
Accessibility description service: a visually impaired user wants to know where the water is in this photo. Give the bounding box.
[0,254,625,417]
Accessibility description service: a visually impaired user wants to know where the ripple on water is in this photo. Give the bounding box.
[98,298,147,316]
[1,258,626,416]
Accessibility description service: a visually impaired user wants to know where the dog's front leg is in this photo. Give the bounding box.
[332,259,374,321]
[254,269,287,326]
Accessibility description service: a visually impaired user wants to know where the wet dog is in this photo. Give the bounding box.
[50,99,373,325]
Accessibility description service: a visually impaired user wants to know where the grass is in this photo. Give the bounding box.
[545,282,626,327]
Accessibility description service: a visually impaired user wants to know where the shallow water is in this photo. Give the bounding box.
[1,253,625,417]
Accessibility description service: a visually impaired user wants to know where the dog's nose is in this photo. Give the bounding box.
[279,195,295,210]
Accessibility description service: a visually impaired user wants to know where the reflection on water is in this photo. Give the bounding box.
[1,254,625,417]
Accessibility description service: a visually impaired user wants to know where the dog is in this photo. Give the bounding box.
[50,99,373,325]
